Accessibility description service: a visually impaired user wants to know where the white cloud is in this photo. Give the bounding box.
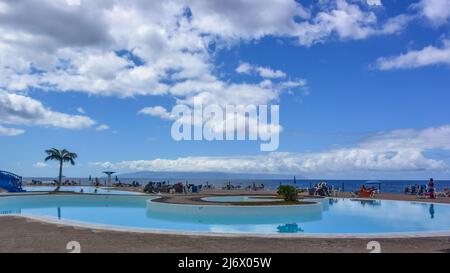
[139,106,174,120]
[236,62,286,79]
[295,0,397,46]
[186,0,310,40]
[279,79,307,89]
[96,124,110,131]
[90,125,450,174]
[360,125,450,151]
[0,90,96,130]
[76,107,85,114]
[380,14,414,35]
[0,0,202,97]
[0,0,412,101]
[415,0,450,25]
[177,81,279,106]
[138,74,305,141]
[190,0,408,46]
[235,62,253,74]
[76,52,131,81]
[34,162,47,168]
[376,40,450,70]
[256,67,286,79]
[366,0,382,6]
[0,125,24,136]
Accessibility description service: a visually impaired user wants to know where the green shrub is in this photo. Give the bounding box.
[277,185,298,202]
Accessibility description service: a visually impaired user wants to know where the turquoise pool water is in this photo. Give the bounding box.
[22,186,144,195]
[0,195,449,235]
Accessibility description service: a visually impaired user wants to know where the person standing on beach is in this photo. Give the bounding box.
[428,178,435,199]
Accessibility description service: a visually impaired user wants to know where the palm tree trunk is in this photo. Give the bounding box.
[56,160,63,191]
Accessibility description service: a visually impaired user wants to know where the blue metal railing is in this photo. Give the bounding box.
[0,170,25,192]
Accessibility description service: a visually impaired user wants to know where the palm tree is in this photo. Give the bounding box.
[44,148,78,191]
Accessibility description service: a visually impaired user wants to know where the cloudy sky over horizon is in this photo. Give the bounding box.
[1,0,450,179]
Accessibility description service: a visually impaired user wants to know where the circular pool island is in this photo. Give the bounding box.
[147,196,323,225]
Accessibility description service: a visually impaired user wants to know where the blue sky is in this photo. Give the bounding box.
[0,0,450,179]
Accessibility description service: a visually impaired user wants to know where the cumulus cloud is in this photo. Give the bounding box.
[0,0,428,141]
[0,0,413,101]
[360,125,450,151]
[185,0,310,40]
[0,125,24,136]
[138,76,307,143]
[90,125,450,174]
[294,0,408,46]
[139,106,174,120]
[0,0,111,48]
[0,90,96,132]
[235,62,253,74]
[258,67,287,79]
[366,0,382,6]
[96,124,110,131]
[236,62,286,79]
[414,0,450,25]
[376,40,450,70]
[380,14,414,35]
[0,0,200,97]
[137,72,305,139]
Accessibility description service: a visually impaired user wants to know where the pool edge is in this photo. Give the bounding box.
[1,193,449,239]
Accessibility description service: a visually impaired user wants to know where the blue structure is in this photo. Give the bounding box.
[0,170,25,192]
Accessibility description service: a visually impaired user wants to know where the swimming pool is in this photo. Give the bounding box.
[22,186,144,195]
[0,195,449,236]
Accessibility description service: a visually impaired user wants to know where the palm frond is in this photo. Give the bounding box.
[45,155,57,161]
[44,148,77,164]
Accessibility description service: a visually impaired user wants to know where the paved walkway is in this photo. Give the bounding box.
[0,216,449,253]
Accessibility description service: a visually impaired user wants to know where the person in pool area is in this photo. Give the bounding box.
[428,178,435,199]
[418,185,424,195]
[429,204,435,219]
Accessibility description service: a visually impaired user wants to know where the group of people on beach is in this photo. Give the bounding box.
[404,178,436,199]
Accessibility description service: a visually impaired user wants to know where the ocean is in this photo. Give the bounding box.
[25,177,450,194]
